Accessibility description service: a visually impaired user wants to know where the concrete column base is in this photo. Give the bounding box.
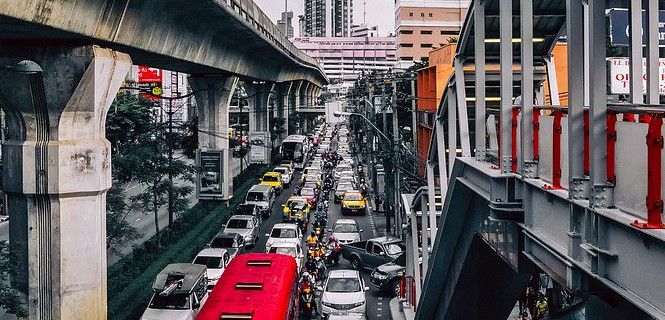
[0,45,131,320]
[190,75,238,200]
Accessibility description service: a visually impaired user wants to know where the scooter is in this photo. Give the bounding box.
[324,244,341,266]
[299,286,317,318]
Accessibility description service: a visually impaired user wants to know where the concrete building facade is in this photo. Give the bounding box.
[394,0,469,68]
[351,23,379,37]
[303,0,354,37]
[277,11,294,38]
[293,36,396,83]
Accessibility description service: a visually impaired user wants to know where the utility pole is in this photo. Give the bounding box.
[410,78,418,155]
[391,79,400,237]
[167,96,174,229]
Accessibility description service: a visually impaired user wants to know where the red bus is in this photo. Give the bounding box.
[196,253,299,320]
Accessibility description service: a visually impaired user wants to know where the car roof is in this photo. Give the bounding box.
[371,236,402,243]
[335,219,358,225]
[272,223,298,229]
[264,172,281,177]
[345,190,362,195]
[270,240,300,248]
[328,269,360,278]
[214,232,241,239]
[248,184,272,192]
[197,248,228,257]
[228,215,254,221]
[153,263,206,293]
[287,196,308,201]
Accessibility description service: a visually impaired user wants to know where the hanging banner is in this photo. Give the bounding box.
[249,132,270,164]
[608,57,665,95]
[196,149,226,200]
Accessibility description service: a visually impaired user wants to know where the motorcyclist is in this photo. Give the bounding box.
[325,235,342,265]
[299,271,315,291]
[299,272,318,315]
[305,256,318,276]
[306,231,319,248]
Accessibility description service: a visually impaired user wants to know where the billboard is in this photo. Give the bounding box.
[608,8,665,47]
[608,57,665,95]
[248,132,270,164]
[196,149,226,200]
[138,66,162,83]
[136,66,162,101]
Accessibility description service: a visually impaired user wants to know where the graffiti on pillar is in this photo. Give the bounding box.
[249,132,270,164]
[197,149,226,200]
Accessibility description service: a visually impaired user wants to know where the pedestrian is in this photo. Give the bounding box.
[374,196,382,212]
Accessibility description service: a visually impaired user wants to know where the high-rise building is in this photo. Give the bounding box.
[293,36,396,83]
[351,24,379,37]
[394,0,470,68]
[303,0,354,37]
[277,11,294,38]
[298,15,306,37]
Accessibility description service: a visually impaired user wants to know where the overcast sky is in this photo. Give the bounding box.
[253,0,395,37]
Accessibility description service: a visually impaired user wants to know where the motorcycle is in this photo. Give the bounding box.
[314,256,327,281]
[299,285,316,317]
[324,243,342,266]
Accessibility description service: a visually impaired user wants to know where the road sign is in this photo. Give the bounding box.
[196,149,228,200]
[608,57,665,95]
[608,8,665,47]
[248,132,270,164]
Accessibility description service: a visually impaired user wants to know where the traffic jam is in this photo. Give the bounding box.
[140,122,406,320]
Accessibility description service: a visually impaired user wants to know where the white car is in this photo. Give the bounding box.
[273,166,293,187]
[330,219,363,244]
[319,270,368,317]
[141,264,208,320]
[222,215,259,247]
[265,223,302,251]
[192,248,230,291]
[267,241,304,271]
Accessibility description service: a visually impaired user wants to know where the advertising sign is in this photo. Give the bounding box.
[197,149,225,200]
[608,58,665,95]
[608,8,665,47]
[138,66,162,83]
[249,132,270,164]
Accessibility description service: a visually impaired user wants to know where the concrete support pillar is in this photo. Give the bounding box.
[190,75,238,198]
[0,46,131,319]
[246,82,274,132]
[299,82,311,110]
[288,81,301,135]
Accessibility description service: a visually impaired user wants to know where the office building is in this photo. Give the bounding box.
[395,0,469,68]
[351,24,379,37]
[277,11,294,38]
[303,0,354,37]
[293,36,396,83]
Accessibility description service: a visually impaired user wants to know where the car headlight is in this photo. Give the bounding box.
[321,301,335,307]
[350,301,365,308]
[372,272,388,280]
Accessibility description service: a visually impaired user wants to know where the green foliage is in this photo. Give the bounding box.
[180,115,198,159]
[107,165,270,320]
[0,241,27,318]
[107,95,156,155]
[106,186,142,253]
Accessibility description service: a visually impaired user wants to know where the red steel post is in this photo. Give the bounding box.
[632,114,665,229]
[606,112,617,184]
[511,107,519,172]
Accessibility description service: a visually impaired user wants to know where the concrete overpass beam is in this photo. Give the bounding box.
[299,82,311,110]
[190,75,238,199]
[0,45,131,319]
[246,82,275,133]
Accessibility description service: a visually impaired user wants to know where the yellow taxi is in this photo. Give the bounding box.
[282,196,311,222]
[341,191,366,216]
[260,172,284,195]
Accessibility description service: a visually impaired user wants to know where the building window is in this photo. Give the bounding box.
[400,30,414,34]
[400,43,414,47]
[420,12,425,17]
[421,43,433,48]
[441,30,458,35]
[409,12,413,17]
[401,57,414,61]
[420,30,433,35]
[421,57,429,62]
[428,13,433,17]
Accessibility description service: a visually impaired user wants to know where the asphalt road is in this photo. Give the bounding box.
[246,138,391,320]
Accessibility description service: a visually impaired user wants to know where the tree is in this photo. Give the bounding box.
[0,241,27,318]
[107,94,156,155]
[180,115,198,159]
[106,186,142,252]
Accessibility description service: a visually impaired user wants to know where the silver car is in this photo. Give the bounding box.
[329,219,363,244]
[222,215,259,247]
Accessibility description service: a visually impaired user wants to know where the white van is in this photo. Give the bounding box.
[244,184,275,218]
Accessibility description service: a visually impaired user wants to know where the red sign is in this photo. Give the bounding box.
[138,66,162,83]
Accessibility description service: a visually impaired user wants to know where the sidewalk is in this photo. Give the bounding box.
[390,297,415,320]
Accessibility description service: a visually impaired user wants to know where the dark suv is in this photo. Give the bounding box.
[370,253,406,296]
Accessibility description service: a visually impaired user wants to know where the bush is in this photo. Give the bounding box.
[107,165,271,319]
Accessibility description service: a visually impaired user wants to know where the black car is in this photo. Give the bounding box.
[370,252,407,296]
[235,203,262,224]
[209,232,246,259]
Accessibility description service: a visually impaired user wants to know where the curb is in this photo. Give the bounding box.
[389,298,406,320]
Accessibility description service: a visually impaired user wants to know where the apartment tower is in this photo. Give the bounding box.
[304,0,354,37]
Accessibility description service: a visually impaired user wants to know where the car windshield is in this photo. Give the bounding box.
[227,219,249,229]
[149,293,190,310]
[344,193,363,201]
[263,175,279,182]
[269,247,297,257]
[334,223,358,233]
[304,182,318,189]
[211,237,237,248]
[301,189,315,196]
[326,278,361,293]
[290,201,307,210]
[274,168,287,174]
[305,175,317,182]
[193,256,222,268]
[236,205,255,215]
[385,243,405,255]
[246,192,264,202]
[337,184,353,192]
[271,228,297,238]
